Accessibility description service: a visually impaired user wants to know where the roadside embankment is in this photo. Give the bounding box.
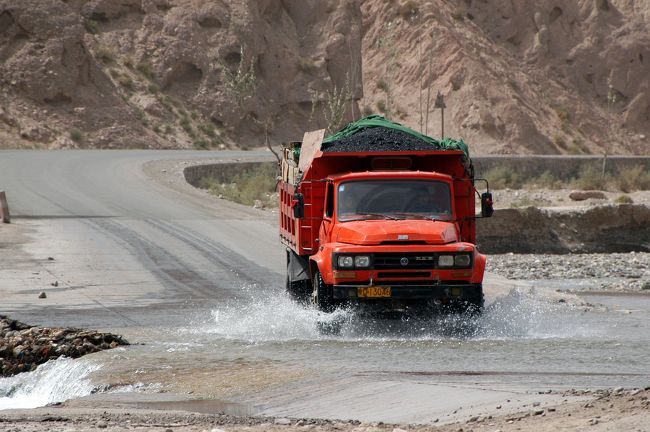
[478,204,650,254]
[0,316,128,377]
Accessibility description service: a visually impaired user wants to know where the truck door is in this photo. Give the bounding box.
[320,181,334,242]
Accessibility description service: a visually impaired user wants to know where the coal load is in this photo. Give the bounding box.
[322,126,438,153]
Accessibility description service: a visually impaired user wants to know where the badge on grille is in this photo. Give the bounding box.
[400,257,409,266]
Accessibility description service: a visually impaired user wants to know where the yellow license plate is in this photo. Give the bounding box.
[358,286,391,298]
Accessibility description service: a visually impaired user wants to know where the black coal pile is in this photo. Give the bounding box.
[322,126,438,152]
[0,315,129,377]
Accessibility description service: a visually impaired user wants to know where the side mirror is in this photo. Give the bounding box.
[481,192,494,218]
[292,193,305,218]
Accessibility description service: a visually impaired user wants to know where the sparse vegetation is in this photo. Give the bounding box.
[95,46,115,64]
[194,139,209,150]
[219,47,256,107]
[377,79,389,93]
[198,122,216,138]
[136,61,155,80]
[297,57,317,72]
[147,83,160,93]
[322,74,353,133]
[484,164,650,192]
[376,100,387,113]
[85,19,99,35]
[200,163,278,207]
[616,194,634,204]
[69,129,82,143]
[117,75,134,90]
[362,105,373,116]
[616,164,650,192]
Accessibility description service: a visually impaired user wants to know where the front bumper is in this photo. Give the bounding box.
[333,283,481,300]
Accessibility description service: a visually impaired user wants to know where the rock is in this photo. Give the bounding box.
[274,418,292,425]
[96,420,107,428]
[51,281,58,287]
[533,409,544,415]
[253,199,264,209]
[38,292,47,299]
[569,190,606,201]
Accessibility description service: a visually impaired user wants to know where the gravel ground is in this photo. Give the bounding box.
[1,388,648,431]
[487,252,650,291]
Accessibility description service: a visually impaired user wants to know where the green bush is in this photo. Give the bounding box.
[95,46,115,64]
[69,129,82,142]
[201,163,279,207]
[484,166,521,189]
[615,194,634,204]
[571,165,608,190]
[616,164,650,192]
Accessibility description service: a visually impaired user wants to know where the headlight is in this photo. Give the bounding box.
[438,255,454,267]
[338,255,354,268]
[454,254,471,267]
[354,255,371,268]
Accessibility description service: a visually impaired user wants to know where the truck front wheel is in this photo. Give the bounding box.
[313,270,336,313]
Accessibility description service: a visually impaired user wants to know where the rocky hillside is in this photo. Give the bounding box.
[1,0,649,154]
[361,0,650,155]
[0,0,362,149]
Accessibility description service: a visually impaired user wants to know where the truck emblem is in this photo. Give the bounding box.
[400,257,409,266]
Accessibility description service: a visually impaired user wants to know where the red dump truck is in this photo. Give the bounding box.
[279,116,493,313]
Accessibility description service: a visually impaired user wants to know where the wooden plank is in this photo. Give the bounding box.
[298,129,325,173]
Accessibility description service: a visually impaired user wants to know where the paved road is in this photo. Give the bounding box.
[1,150,648,424]
[0,150,281,327]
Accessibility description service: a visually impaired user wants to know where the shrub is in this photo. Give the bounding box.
[616,164,650,192]
[484,166,521,189]
[377,79,390,93]
[147,83,160,93]
[117,75,134,90]
[194,139,209,150]
[571,165,607,190]
[136,61,155,80]
[615,194,634,204]
[95,46,115,64]
[297,57,316,72]
[85,19,99,34]
[376,100,387,113]
[69,129,82,142]
[201,163,278,207]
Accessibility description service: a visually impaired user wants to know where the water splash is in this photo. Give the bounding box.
[194,285,592,343]
[0,357,99,410]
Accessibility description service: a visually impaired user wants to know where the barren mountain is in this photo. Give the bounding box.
[1,0,649,154]
[0,0,362,149]
[361,0,650,154]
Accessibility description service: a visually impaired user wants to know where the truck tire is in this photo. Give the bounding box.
[460,284,484,315]
[313,269,336,313]
[286,274,310,303]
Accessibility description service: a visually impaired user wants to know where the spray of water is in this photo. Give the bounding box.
[195,284,593,343]
[0,357,99,410]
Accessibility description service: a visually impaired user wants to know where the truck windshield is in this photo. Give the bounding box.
[337,180,452,221]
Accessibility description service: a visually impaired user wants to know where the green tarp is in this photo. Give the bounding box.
[323,115,470,159]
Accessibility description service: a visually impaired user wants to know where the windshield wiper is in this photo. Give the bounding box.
[392,212,441,221]
[342,213,400,221]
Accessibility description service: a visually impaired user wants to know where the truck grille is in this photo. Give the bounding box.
[373,252,436,270]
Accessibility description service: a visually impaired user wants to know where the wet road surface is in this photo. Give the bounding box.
[1,150,649,423]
